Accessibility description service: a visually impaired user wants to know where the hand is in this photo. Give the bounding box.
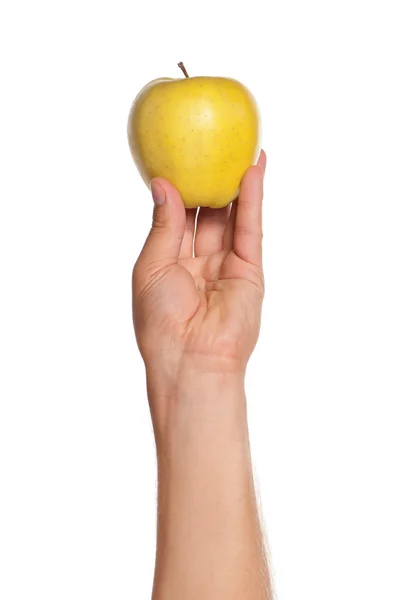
[133,152,271,599]
[133,151,266,388]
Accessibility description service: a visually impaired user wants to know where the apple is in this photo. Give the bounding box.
[127,63,261,209]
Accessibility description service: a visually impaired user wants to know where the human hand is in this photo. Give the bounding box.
[133,152,269,598]
[132,151,266,389]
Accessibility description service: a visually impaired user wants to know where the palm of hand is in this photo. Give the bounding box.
[153,250,263,364]
[133,152,266,370]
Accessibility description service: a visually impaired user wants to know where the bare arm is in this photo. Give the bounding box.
[133,152,272,599]
[152,369,270,599]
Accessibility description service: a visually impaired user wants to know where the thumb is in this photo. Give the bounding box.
[139,177,186,269]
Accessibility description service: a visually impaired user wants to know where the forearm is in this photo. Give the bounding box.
[149,366,271,600]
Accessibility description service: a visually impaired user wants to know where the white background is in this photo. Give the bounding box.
[1,0,397,598]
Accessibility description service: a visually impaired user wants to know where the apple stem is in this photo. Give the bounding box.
[177,62,189,78]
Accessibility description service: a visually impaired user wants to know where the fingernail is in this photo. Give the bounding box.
[150,181,166,206]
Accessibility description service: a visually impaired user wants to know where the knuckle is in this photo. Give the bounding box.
[151,218,168,232]
[234,224,254,237]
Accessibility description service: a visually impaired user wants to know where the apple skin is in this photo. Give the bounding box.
[127,75,261,208]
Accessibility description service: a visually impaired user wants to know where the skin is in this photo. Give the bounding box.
[132,150,272,600]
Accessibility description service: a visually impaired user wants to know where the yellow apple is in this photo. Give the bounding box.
[127,63,261,208]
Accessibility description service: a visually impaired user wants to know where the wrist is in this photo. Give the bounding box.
[145,358,247,448]
[145,353,246,403]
